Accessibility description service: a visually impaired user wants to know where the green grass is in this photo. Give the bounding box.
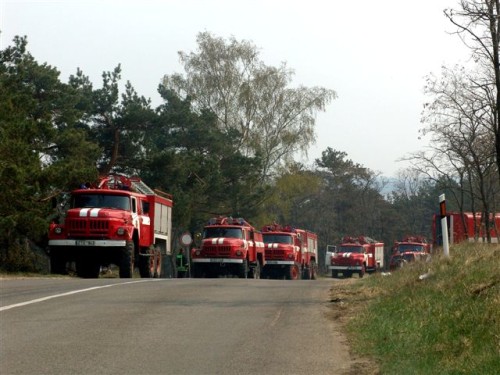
[347,243,500,375]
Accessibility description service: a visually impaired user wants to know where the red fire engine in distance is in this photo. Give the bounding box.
[190,216,265,278]
[388,236,431,271]
[329,236,384,278]
[261,223,318,280]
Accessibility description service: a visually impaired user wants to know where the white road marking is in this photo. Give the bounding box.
[0,279,161,312]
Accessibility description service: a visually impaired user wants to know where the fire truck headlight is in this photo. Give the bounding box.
[117,227,125,236]
[54,227,63,235]
[195,250,201,256]
[288,253,294,260]
[235,250,243,256]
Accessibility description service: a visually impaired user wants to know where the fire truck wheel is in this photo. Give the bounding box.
[302,265,312,280]
[287,265,300,280]
[119,241,135,278]
[138,247,155,278]
[359,264,365,278]
[311,261,317,280]
[237,259,248,279]
[332,270,338,278]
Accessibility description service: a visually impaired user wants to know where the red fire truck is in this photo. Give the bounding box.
[388,236,432,270]
[191,217,265,278]
[261,223,318,280]
[432,212,500,245]
[48,174,173,278]
[328,236,384,278]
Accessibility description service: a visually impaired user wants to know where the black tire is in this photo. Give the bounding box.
[139,247,155,278]
[119,241,135,278]
[332,270,338,278]
[238,259,248,279]
[359,264,366,278]
[302,265,312,280]
[287,264,300,280]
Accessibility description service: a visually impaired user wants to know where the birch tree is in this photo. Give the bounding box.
[162,31,336,180]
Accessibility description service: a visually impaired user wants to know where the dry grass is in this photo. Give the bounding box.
[328,243,500,375]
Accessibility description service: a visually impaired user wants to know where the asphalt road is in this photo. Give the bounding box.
[0,277,354,375]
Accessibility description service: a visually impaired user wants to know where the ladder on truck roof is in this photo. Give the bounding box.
[130,178,155,195]
[130,177,173,200]
[99,174,172,200]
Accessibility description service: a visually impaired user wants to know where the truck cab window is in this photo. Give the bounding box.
[203,227,243,239]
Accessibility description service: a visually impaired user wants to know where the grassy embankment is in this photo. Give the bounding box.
[332,243,499,375]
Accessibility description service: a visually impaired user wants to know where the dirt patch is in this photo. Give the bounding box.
[326,278,381,375]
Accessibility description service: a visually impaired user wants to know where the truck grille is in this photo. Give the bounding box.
[203,245,231,256]
[334,258,357,266]
[265,249,286,260]
[68,219,109,235]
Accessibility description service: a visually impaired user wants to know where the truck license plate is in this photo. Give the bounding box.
[76,240,95,246]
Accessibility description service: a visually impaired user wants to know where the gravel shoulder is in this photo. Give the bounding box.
[326,277,381,375]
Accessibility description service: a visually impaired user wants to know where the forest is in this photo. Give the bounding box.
[1,1,499,272]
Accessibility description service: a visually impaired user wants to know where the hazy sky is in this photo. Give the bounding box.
[1,0,469,177]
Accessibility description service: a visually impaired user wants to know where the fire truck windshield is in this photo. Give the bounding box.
[338,245,364,253]
[72,194,131,210]
[263,234,293,244]
[203,227,243,239]
[397,244,425,252]
[392,253,416,262]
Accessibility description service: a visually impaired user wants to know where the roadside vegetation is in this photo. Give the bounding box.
[330,243,500,375]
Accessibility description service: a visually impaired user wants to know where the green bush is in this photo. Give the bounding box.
[0,239,49,273]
